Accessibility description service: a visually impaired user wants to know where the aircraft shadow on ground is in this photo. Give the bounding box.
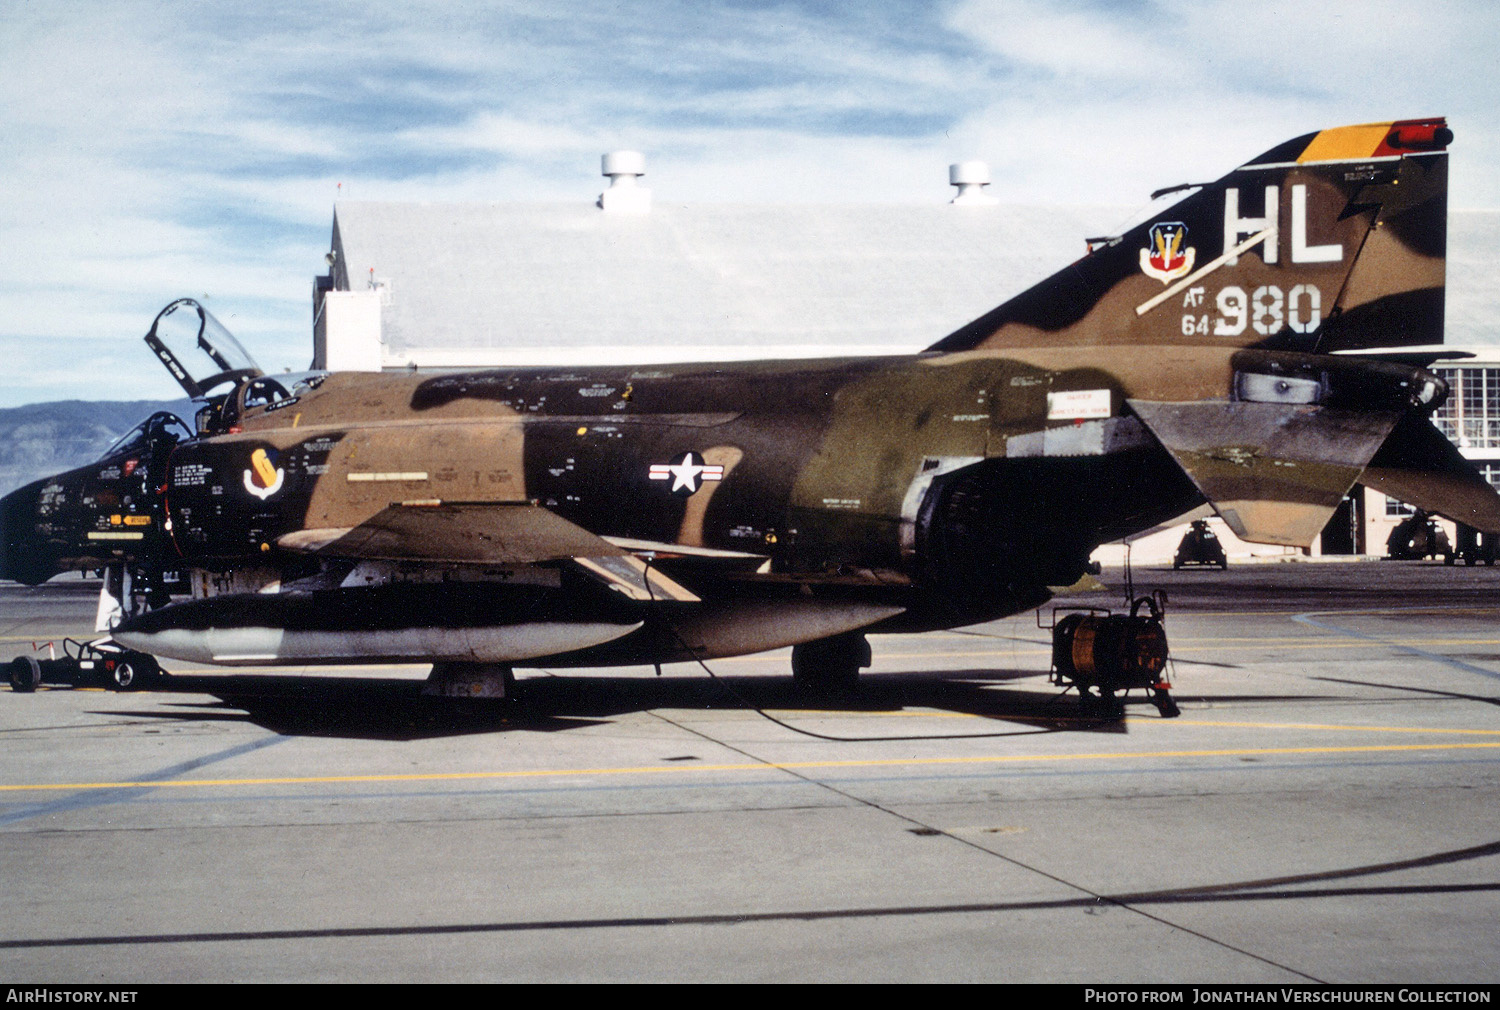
[81,667,1349,742]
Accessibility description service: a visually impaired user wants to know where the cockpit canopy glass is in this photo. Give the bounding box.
[143,298,262,399]
[97,411,194,462]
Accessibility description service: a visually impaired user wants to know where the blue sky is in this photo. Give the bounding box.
[2,0,1497,406]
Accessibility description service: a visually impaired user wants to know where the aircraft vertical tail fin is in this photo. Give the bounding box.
[931,119,1451,355]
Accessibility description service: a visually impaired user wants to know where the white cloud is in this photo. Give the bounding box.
[0,1,1496,406]
[948,0,1169,81]
[942,0,1500,204]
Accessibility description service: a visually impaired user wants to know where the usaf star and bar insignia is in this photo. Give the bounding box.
[648,452,725,496]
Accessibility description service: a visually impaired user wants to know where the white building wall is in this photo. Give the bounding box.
[314,291,384,371]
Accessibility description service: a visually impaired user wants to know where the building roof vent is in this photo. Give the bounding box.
[949,161,998,206]
[598,151,651,213]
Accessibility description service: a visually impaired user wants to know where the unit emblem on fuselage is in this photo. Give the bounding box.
[1140,221,1196,283]
[242,447,285,500]
[648,452,724,496]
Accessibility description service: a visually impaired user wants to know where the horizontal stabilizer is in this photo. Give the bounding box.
[1131,400,1400,546]
[1361,415,1500,534]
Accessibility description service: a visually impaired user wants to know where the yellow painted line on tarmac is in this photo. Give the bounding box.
[769,708,981,719]
[1090,607,1500,621]
[718,638,1500,663]
[771,712,1500,734]
[1295,606,1500,617]
[4,741,1500,794]
[1164,638,1500,655]
[1166,719,1500,736]
[1166,634,1500,644]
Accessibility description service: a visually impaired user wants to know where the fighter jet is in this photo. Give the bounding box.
[4,117,1494,716]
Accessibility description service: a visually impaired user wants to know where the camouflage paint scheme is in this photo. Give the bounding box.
[4,118,1497,671]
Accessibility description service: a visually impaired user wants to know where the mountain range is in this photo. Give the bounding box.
[0,400,192,495]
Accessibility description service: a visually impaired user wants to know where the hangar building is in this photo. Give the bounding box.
[313,156,1114,371]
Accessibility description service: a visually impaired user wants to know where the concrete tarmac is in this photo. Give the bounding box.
[1,562,1498,983]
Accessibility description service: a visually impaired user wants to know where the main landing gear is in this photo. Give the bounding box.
[791,631,871,695]
[1049,593,1179,720]
[419,662,521,722]
[423,661,517,700]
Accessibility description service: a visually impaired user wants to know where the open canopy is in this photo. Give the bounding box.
[143,298,262,399]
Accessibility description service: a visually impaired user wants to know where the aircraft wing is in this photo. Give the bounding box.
[279,501,700,602]
[286,501,624,564]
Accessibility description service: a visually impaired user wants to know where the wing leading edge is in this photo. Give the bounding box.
[280,501,701,603]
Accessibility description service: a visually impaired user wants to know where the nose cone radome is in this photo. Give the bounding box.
[0,481,57,585]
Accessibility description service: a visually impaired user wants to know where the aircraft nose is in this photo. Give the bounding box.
[0,485,16,582]
[0,481,50,584]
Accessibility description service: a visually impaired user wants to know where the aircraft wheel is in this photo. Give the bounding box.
[9,656,41,693]
[111,660,138,691]
[791,632,868,694]
[109,655,157,691]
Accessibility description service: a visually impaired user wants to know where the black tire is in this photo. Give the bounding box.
[791,633,868,694]
[9,656,41,693]
[110,660,137,691]
[110,654,158,691]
